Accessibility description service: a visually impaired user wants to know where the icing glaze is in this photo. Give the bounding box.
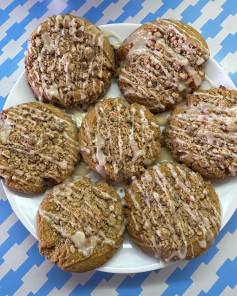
[155,110,171,126]
[204,75,216,88]
[73,161,91,177]
[0,123,11,144]
[68,108,87,127]
[102,30,123,49]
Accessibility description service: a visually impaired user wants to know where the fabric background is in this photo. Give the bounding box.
[0,1,236,295]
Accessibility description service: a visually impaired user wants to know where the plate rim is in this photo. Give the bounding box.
[2,22,237,273]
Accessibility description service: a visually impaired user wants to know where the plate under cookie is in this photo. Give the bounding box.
[2,23,237,273]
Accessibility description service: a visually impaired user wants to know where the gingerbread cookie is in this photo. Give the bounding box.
[125,162,221,262]
[165,86,237,179]
[25,14,115,108]
[0,102,79,194]
[78,97,161,182]
[116,19,209,113]
[37,177,125,272]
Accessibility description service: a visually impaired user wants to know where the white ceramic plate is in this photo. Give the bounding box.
[3,23,237,273]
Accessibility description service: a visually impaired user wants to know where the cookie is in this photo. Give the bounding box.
[78,97,161,182]
[25,14,115,109]
[37,177,125,272]
[116,19,209,113]
[0,102,79,194]
[165,86,237,179]
[125,162,221,262]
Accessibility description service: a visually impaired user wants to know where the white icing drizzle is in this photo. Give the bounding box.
[39,209,97,256]
[128,163,220,262]
[94,104,114,177]
[95,134,107,168]
[204,75,216,88]
[128,105,145,165]
[73,179,118,202]
[120,62,166,110]
[117,100,123,161]
[0,143,75,170]
[128,188,141,212]
[0,123,11,144]
[156,19,209,59]
[102,29,123,49]
[131,212,139,231]
[68,108,87,127]
[9,111,78,160]
[155,110,171,126]
[70,231,97,255]
[72,161,91,177]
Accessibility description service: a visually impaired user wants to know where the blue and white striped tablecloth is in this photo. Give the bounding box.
[0,1,236,295]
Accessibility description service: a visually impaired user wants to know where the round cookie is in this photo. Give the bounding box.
[25,14,115,109]
[0,102,79,194]
[78,97,161,182]
[165,86,237,179]
[125,162,221,262]
[37,177,125,272]
[116,18,209,113]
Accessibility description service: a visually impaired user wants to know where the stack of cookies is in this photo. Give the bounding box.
[1,14,235,272]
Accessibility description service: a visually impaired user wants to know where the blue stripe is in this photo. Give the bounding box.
[142,0,183,23]
[69,272,113,296]
[214,33,237,63]
[181,0,210,23]
[84,0,119,23]
[112,0,145,23]
[60,0,86,14]
[116,272,150,296]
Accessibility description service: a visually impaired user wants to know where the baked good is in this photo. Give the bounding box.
[37,177,125,272]
[124,162,221,262]
[78,97,161,182]
[25,14,115,109]
[165,86,237,179]
[0,102,79,194]
[116,19,209,113]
